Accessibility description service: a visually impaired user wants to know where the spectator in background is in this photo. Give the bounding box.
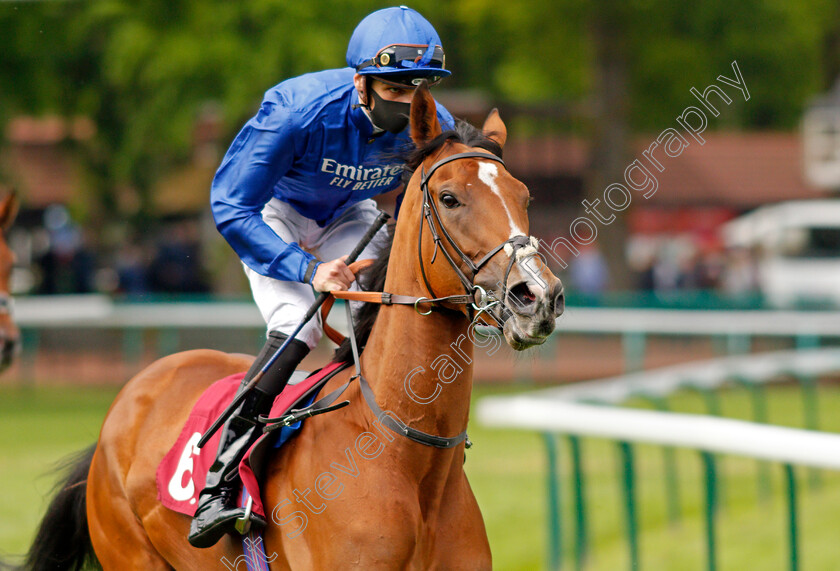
[116,243,150,295]
[148,220,209,294]
[36,204,96,294]
[570,244,610,295]
[721,246,759,296]
[685,249,725,291]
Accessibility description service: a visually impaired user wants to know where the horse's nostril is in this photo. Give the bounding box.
[553,285,565,316]
[507,282,536,314]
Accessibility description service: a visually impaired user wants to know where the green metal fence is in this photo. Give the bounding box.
[479,348,840,571]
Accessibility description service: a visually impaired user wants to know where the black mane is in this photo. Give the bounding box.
[332,119,502,363]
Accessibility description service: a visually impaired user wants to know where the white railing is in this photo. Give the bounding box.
[478,396,840,470]
[14,295,840,336]
[476,347,840,571]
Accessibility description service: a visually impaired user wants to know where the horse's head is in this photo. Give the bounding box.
[0,192,20,371]
[400,82,564,350]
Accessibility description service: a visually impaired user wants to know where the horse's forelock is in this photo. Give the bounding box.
[402,120,503,186]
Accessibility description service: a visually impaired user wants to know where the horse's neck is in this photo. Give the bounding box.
[362,307,474,435]
[360,244,475,446]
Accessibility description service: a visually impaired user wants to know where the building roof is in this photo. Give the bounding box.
[648,132,825,207]
[5,116,95,144]
[502,131,828,208]
[0,143,78,207]
[504,135,588,177]
[1,116,95,208]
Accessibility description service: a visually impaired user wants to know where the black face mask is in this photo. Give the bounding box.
[368,88,411,134]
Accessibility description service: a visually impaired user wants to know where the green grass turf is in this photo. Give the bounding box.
[2,382,840,570]
[0,385,120,565]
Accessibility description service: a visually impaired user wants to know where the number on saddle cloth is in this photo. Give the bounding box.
[156,362,352,519]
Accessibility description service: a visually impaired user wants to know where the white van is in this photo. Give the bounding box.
[722,200,840,307]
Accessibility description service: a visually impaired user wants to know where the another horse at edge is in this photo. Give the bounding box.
[0,191,20,372]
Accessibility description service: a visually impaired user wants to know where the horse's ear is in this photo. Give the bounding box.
[0,191,19,232]
[410,80,442,146]
[482,108,507,149]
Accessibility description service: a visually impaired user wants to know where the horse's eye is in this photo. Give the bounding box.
[440,193,460,209]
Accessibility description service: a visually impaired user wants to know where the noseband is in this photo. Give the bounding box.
[418,150,532,325]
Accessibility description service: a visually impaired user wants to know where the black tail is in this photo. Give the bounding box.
[21,444,100,571]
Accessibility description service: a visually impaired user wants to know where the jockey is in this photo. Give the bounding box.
[189,6,455,548]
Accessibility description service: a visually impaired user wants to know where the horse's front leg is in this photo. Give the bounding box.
[428,470,492,571]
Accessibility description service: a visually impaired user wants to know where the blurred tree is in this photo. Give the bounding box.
[0,0,837,288]
[0,0,385,226]
[450,0,836,286]
[820,0,840,89]
[587,0,632,288]
[450,0,831,130]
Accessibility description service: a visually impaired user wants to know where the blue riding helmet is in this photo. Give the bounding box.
[346,6,451,85]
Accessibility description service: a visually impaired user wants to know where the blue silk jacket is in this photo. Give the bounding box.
[210,67,454,283]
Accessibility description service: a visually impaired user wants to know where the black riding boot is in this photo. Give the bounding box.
[188,332,310,548]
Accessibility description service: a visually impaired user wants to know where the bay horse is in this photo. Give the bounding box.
[0,191,20,372]
[21,84,563,570]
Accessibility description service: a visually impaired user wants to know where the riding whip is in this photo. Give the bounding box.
[198,210,391,449]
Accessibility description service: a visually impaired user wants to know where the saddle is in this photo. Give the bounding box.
[157,261,379,521]
[156,361,351,520]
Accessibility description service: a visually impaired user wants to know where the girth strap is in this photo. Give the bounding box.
[259,379,353,432]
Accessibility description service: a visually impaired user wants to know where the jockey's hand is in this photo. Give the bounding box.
[312,255,356,292]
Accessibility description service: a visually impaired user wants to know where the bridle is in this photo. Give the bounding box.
[330,149,538,325]
[417,150,533,326]
[313,148,542,449]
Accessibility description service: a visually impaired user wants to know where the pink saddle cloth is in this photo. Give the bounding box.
[156,361,348,518]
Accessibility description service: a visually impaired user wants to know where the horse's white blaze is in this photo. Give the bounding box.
[477,162,524,241]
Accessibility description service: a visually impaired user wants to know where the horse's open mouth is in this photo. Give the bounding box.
[503,316,550,351]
